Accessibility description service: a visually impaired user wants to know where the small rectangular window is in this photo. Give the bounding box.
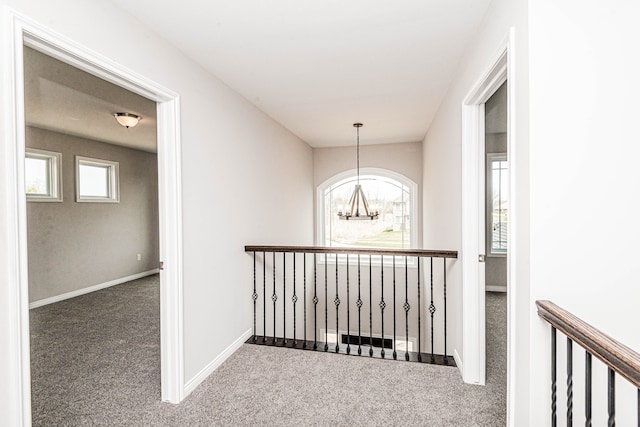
[76,156,119,203]
[25,148,62,202]
[487,153,508,255]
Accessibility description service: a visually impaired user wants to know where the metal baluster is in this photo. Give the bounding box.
[585,352,592,427]
[380,255,386,358]
[346,254,350,355]
[392,256,397,360]
[324,254,328,352]
[551,326,557,427]
[263,252,267,343]
[303,253,307,349]
[443,258,448,364]
[567,338,573,426]
[357,254,362,356]
[404,256,409,361]
[429,257,435,363]
[313,253,317,350]
[608,368,615,427]
[272,252,277,343]
[417,257,422,362]
[283,253,287,344]
[335,256,340,353]
[252,252,257,341]
[292,253,297,346]
[369,255,373,357]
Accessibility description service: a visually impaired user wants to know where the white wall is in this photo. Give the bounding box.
[421,0,529,422]
[529,0,640,424]
[0,0,313,423]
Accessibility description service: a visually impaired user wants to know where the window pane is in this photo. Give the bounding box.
[324,175,411,249]
[491,159,508,252]
[25,157,50,195]
[79,164,109,197]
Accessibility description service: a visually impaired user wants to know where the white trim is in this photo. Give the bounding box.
[29,269,159,309]
[461,34,509,388]
[486,285,507,293]
[183,329,253,397]
[1,9,185,423]
[453,349,463,377]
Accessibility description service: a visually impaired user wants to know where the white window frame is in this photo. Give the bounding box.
[25,148,63,202]
[316,168,418,265]
[75,156,120,203]
[486,153,508,257]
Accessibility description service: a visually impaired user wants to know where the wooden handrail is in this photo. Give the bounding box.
[244,245,458,259]
[536,300,640,389]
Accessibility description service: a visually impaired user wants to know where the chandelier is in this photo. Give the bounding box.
[337,123,379,220]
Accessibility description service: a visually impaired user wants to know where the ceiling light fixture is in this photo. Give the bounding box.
[113,112,141,128]
[338,123,379,221]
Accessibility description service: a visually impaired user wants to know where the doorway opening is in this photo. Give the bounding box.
[2,11,184,424]
[461,29,516,423]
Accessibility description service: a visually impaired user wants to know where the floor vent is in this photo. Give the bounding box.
[341,334,393,349]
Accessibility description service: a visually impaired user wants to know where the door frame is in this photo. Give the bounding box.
[461,27,515,415]
[1,9,185,425]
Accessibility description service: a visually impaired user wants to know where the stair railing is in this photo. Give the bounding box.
[537,300,640,426]
[246,245,457,366]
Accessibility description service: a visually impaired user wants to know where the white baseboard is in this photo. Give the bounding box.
[183,328,252,398]
[486,285,507,293]
[454,349,463,378]
[29,269,160,309]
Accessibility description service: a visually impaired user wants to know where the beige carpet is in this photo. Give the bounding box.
[30,275,507,426]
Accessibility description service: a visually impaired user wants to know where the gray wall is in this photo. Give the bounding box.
[26,126,159,302]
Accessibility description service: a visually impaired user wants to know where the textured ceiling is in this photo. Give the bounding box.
[24,47,157,153]
[109,0,492,147]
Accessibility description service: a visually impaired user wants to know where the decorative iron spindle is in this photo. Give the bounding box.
[585,352,592,426]
[346,254,350,355]
[417,257,422,362]
[263,252,267,343]
[369,255,373,357]
[429,257,435,363]
[443,258,448,363]
[252,252,257,341]
[303,253,307,349]
[324,254,328,352]
[313,253,317,350]
[380,255,386,358]
[335,257,340,353]
[392,256,397,360]
[357,254,362,356]
[292,253,297,346]
[404,256,410,361]
[567,338,573,426]
[608,367,615,427]
[272,252,277,343]
[551,326,557,427]
[283,253,287,344]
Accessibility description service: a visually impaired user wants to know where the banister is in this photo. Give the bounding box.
[536,300,640,389]
[244,245,458,259]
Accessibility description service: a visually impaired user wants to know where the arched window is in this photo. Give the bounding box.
[318,169,417,249]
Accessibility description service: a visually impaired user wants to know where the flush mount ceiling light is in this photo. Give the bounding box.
[338,123,379,221]
[113,112,141,128]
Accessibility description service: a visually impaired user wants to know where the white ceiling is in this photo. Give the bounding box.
[24,47,158,153]
[109,0,492,147]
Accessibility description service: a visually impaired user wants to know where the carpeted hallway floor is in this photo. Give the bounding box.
[30,275,507,426]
